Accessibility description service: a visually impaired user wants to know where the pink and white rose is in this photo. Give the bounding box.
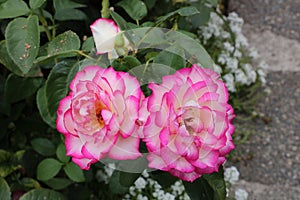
[142,64,235,182]
[56,66,143,169]
[90,18,129,58]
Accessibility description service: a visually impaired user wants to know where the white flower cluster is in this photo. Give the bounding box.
[224,166,249,200]
[224,166,240,184]
[198,11,267,92]
[95,163,116,184]
[123,170,190,200]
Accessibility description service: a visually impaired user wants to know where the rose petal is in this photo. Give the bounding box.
[56,96,72,134]
[90,18,119,54]
[108,136,141,160]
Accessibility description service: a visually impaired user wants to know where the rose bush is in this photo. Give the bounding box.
[142,64,235,182]
[0,0,257,198]
[57,66,143,169]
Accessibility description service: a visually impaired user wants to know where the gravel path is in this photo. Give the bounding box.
[233,71,300,186]
[228,0,300,41]
[227,0,300,199]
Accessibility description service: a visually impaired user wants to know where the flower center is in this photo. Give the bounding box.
[180,107,203,135]
[95,100,107,128]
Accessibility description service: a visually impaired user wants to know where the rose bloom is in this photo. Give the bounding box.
[90,18,129,58]
[142,64,235,182]
[56,66,143,169]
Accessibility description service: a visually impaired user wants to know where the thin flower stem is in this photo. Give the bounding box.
[51,19,56,38]
[38,8,52,41]
[101,0,110,18]
[76,50,97,61]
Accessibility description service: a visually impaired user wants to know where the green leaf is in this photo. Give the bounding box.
[45,61,73,118]
[44,178,72,190]
[81,37,95,52]
[19,188,65,200]
[53,0,86,21]
[53,0,86,10]
[183,178,214,200]
[206,0,218,7]
[36,86,56,128]
[0,150,11,163]
[0,40,23,76]
[63,162,85,182]
[47,31,80,55]
[117,0,147,20]
[0,177,11,200]
[0,150,21,177]
[35,31,80,63]
[109,171,129,194]
[4,74,42,103]
[183,169,226,200]
[5,15,40,74]
[56,143,70,163]
[110,11,130,30]
[112,56,141,72]
[37,158,62,181]
[189,7,211,28]
[21,178,41,189]
[29,0,46,9]
[144,0,157,10]
[31,138,56,156]
[203,168,226,200]
[0,0,30,19]
[157,6,200,24]
[166,30,213,69]
[154,47,186,70]
[54,9,86,21]
[151,171,178,189]
[119,171,140,187]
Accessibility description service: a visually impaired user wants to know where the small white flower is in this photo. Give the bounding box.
[243,64,257,83]
[226,187,230,197]
[223,73,236,92]
[129,186,136,196]
[257,69,267,85]
[123,194,130,200]
[134,177,147,190]
[104,163,115,177]
[164,192,175,200]
[224,42,234,53]
[235,188,249,200]
[142,169,149,178]
[224,166,240,184]
[236,34,248,48]
[249,47,259,59]
[258,61,269,70]
[137,194,148,200]
[226,57,239,71]
[217,53,227,65]
[171,181,185,196]
[233,50,242,58]
[213,64,223,74]
[235,69,249,85]
[95,170,108,183]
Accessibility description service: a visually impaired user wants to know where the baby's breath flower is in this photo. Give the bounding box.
[249,47,259,59]
[134,177,147,190]
[235,188,249,200]
[235,69,249,85]
[224,166,240,184]
[223,74,236,92]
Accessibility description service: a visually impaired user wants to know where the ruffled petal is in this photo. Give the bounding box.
[90,18,119,54]
[108,136,141,160]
